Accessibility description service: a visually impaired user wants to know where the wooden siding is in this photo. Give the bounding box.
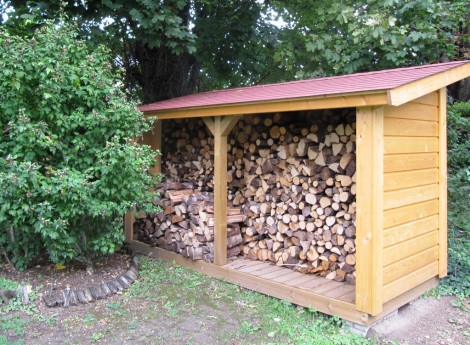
[382,92,441,303]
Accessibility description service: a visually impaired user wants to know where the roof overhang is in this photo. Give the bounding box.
[144,91,389,120]
[387,62,470,106]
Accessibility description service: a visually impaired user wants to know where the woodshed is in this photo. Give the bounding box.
[125,61,470,325]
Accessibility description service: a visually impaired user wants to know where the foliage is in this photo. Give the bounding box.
[2,1,469,102]
[0,21,159,270]
[438,101,470,297]
[271,0,470,79]
[1,0,199,103]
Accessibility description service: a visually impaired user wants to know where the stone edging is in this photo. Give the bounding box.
[43,256,139,308]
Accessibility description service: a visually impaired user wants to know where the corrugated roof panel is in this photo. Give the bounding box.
[139,61,469,112]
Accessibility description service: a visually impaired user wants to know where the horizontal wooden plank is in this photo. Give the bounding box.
[384,168,438,191]
[338,290,356,304]
[258,268,294,280]
[271,271,306,284]
[129,241,368,324]
[383,184,438,210]
[384,137,438,154]
[383,215,439,248]
[237,261,270,273]
[384,246,438,285]
[383,261,439,303]
[224,259,251,269]
[322,284,356,299]
[383,230,438,266]
[284,274,319,287]
[384,117,438,137]
[298,277,331,290]
[384,153,438,173]
[247,264,285,277]
[384,199,439,229]
[384,102,438,121]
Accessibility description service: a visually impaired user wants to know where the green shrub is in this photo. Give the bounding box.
[439,101,470,297]
[0,21,159,270]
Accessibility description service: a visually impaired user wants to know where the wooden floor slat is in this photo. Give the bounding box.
[258,267,294,280]
[224,259,251,269]
[310,280,344,295]
[322,284,356,299]
[283,274,316,287]
[236,261,270,273]
[244,264,280,277]
[297,276,328,290]
[337,290,356,303]
[271,271,305,283]
[227,258,356,301]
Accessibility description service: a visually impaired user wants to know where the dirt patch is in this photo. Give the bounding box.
[369,296,469,345]
[0,252,130,306]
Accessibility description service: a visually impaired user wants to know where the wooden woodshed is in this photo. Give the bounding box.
[125,61,470,325]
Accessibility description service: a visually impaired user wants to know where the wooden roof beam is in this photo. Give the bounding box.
[147,92,389,119]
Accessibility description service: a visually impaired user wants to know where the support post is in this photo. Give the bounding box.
[203,115,242,265]
[438,88,448,278]
[356,107,384,315]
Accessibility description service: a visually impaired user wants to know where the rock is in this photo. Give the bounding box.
[110,279,125,292]
[100,283,113,297]
[117,276,130,289]
[106,281,119,294]
[55,293,64,307]
[18,285,30,305]
[89,285,105,300]
[128,265,139,277]
[125,268,138,281]
[76,290,88,304]
[82,288,94,303]
[69,290,78,306]
[123,272,135,284]
[131,256,139,269]
[62,289,71,308]
[44,294,57,308]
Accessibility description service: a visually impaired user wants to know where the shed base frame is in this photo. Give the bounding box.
[128,240,439,326]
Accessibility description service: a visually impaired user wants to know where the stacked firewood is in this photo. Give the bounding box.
[159,110,357,284]
[133,183,246,263]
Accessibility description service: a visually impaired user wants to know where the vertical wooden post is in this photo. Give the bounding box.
[203,115,242,265]
[356,107,384,315]
[125,119,163,243]
[438,88,448,278]
[124,212,135,243]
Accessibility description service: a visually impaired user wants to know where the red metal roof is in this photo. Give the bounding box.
[139,61,469,112]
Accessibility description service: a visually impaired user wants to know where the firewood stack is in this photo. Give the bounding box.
[156,109,357,284]
[133,183,246,263]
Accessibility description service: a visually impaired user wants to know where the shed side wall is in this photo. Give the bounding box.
[382,92,440,303]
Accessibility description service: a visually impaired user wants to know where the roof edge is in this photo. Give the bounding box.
[387,62,470,106]
[144,91,389,119]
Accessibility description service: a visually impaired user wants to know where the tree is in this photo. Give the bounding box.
[0,0,284,101]
[270,0,470,100]
[0,20,159,271]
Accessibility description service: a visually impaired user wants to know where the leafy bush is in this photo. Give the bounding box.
[0,21,159,270]
[439,101,470,297]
